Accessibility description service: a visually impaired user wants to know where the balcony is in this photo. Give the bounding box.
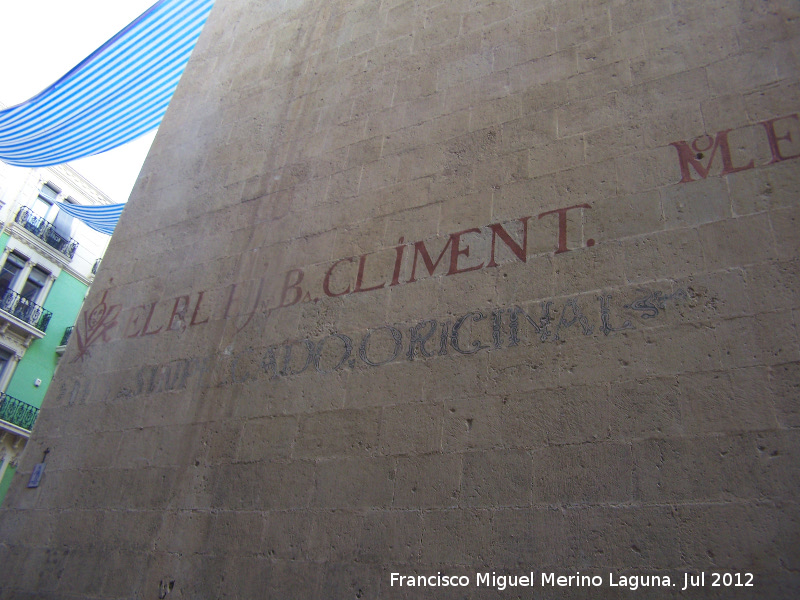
[60,326,73,346]
[0,289,52,333]
[56,326,73,355]
[14,207,79,260]
[0,392,38,432]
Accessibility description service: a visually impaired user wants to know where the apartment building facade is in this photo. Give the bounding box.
[0,161,110,502]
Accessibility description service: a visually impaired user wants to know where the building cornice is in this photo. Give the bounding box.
[44,165,115,207]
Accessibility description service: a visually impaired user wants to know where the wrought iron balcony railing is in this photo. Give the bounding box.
[60,326,74,346]
[0,392,38,432]
[14,207,79,260]
[0,289,52,333]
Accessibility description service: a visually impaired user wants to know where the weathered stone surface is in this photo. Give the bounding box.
[0,0,798,597]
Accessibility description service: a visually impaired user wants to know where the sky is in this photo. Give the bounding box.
[0,0,161,203]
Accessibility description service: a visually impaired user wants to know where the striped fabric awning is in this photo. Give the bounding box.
[0,0,214,167]
[57,202,126,236]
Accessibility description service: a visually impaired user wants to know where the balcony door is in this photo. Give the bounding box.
[32,183,58,221]
[0,349,12,390]
[0,254,23,297]
[19,267,48,304]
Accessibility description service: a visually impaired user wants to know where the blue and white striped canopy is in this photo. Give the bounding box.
[0,0,214,167]
[57,202,126,236]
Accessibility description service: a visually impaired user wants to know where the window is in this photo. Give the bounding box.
[0,254,24,296]
[0,348,12,382]
[0,347,16,397]
[14,183,78,260]
[19,266,48,303]
[0,253,51,304]
[0,252,53,331]
[32,183,59,218]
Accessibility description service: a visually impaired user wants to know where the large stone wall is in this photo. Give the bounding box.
[1,0,798,597]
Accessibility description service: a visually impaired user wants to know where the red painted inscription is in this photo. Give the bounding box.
[670,112,800,183]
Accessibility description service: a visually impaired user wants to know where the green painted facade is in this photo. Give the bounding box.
[0,232,90,505]
[5,270,87,407]
[0,465,16,501]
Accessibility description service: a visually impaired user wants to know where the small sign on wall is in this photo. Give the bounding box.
[27,448,49,488]
[27,463,45,488]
